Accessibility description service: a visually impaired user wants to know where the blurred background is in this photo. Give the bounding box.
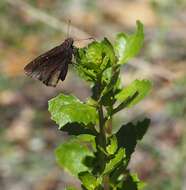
[0,0,186,189]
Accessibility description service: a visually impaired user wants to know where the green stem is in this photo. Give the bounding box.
[97,74,107,157]
[98,102,107,154]
[98,104,109,190]
[111,92,139,116]
[95,73,110,190]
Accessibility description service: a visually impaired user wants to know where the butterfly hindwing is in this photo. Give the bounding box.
[25,52,62,87]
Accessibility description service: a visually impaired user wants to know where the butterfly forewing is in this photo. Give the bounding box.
[24,38,74,87]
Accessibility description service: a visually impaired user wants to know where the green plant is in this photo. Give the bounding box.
[48,21,152,190]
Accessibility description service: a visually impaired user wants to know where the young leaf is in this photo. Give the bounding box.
[75,64,97,82]
[48,94,97,129]
[86,41,103,67]
[101,66,121,106]
[114,20,144,64]
[100,56,110,71]
[115,80,152,107]
[103,148,126,175]
[74,48,89,68]
[116,118,150,159]
[101,38,116,65]
[79,171,102,190]
[106,135,118,155]
[55,138,93,177]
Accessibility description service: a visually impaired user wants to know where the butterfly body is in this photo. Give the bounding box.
[24,38,74,87]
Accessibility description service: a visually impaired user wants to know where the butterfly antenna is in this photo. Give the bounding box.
[67,20,71,38]
[74,37,96,42]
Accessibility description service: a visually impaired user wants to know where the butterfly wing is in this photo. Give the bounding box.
[25,54,63,87]
[42,55,69,86]
[24,39,73,87]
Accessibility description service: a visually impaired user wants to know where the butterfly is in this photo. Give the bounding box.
[24,37,74,87]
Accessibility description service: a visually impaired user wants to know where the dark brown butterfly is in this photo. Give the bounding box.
[24,37,74,87]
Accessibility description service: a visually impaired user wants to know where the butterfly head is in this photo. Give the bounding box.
[63,37,74,48]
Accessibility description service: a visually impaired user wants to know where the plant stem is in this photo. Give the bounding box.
[111,92,138,116]
[98,103,110,190]
[97,73,111,190]
[98,103,106,150]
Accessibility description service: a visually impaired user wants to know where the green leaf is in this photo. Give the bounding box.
[48,94,97,129]
[74,47,87,65]
[77,135,97,169]
[120,173,146,190]
[101,66,121,107]
[77,134,96,152]
[115,80,152,107]
[114,20,144,64]
[86,39,116,68]
[106,135,118,155]
[102,65,120,88]
[100,55,109,71]
[82,155,96,170]
[55,138,93,177]
[131,173,146,190]
[62,123,96,136]
[86,41,103,66]
[74,48,97,82]
[77,134,96,142]
[104,148,126,174]
[76,64,97,82]
[79,171,102,190]
[76,39,116,74]
[101,38,116,65]
[116,118,150,159]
